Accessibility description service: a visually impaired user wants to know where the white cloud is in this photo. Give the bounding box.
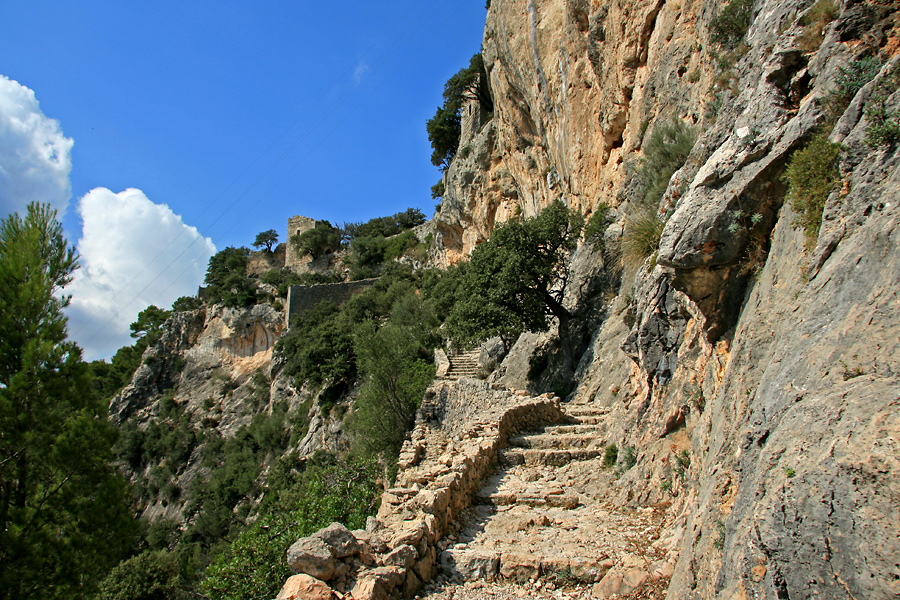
[0,75,73,218]
[65,188,216,360]
[353,61,370,85]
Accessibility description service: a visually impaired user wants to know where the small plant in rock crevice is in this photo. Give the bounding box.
[710,0,754,49]
[602,443,619,468]
[782,133,842,248]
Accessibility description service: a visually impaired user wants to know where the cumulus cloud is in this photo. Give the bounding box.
[0,75,73,218]
[65,188,216,360]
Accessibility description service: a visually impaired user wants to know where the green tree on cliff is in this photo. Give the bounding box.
[446,201,582,363]
[0,203,136,600]
[426,53,493,170]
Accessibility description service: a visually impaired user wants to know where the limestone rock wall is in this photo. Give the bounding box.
[429,0,900,597]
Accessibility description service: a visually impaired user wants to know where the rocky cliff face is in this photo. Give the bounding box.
[433,0,900,598]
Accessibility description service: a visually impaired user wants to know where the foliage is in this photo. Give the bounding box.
[201,454,380,600]
[431,179,446,199]
[252,229,279,252]
[130,305,172,342]
[621,446,637,471]
[0,203,137,600]
[277,301,356,389]
[621,209,666,272]
[427,53,492,170]
[823,55,882,122]
[710,0,754,49]
[97,550,188,600]
[602,443,619,468]
[634,119,696,210]
[204,247,258,308]
[349,230,420,277]
[291,221,341,259]
[797,0,839,53]
[172,295,203,312]
[864,95,900,147]
[342,208,426,241]
[350,319,435,456]
[584,203,614,246]
[446,200,582,352]
[783,133,841,245]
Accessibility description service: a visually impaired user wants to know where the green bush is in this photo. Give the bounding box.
[204,247,258,308]
[431,179,446,199]
[602,443,619,468]
[865,96,900,146]
[172,295,203,312]
[201,455,380,600]
[584,203,614,247]
[710,0,754,49]
[823,55,882,122]
[350,320,435,457]
[783,133,841,245]
[97,550,187,600]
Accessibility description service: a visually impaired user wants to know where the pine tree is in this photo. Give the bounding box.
[0,203,136,599]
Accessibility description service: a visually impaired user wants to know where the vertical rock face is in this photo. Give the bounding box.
[433,0,900,597]
[433,0,712,261]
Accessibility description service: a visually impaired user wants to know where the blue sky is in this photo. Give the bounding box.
[0,1,486,359]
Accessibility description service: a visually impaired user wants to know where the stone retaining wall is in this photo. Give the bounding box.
[285,279,378,326]
[277,381,565,600]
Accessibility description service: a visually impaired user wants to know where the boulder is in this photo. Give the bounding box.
[287,536,337,581]
[316,522,360,558]
[276,574,336,600]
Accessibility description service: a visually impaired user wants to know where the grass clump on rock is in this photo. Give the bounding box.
[783,133,841,246]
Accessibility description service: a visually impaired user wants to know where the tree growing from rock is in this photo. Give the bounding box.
[252,229,279,252]
[426,53,493,170]
[447,200,582,367]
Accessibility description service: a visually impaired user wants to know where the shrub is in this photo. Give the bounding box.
[710,0,754,49]
[823,55,882,122]
[634,119,696,210]
[350,320,435,457]
[797,0,839,53]
[202,455,380,600]
[602,443,619,468]
[172,295,203,312]
[783,133,841,245]
[865,96,900,147]
[584,202,614,245]
[97,550,187,600]
[431,179,446,199]
[204,247,258,308]
[620,209,666,272]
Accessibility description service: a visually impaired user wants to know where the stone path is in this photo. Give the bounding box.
[420,400,675,600]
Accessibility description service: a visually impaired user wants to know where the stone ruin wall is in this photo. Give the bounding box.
[285,215,317,268]
[284,279,378,326]
[277,380,565,600]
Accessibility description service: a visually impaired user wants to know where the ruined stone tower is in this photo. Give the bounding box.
[285,215,316,269]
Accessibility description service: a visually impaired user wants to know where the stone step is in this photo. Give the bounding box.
[571,415,604,425]
[442,548,614,584]
[500,447,604,467]
[508,432,603,450]
[563,405,609,417]
[542,423,603,435]
[473,490,582,508]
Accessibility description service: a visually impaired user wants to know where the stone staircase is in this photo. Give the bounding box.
[437,401,673,594]
[443,350,482,380]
